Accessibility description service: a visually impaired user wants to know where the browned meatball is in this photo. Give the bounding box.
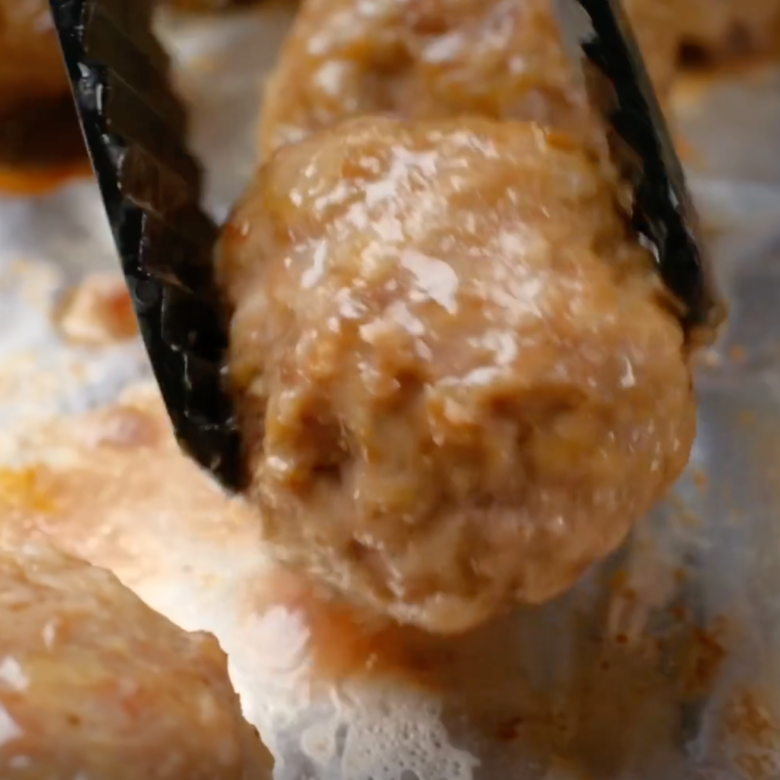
[218,117,695,635]
[0,540,272,779]
[161,0,263,11]
[0,0,87,175]
[259,0,680,157]
[675,0,780,59]
[0,0,68,114]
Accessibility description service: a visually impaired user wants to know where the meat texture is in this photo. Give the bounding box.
[259,0,680,157]
[219,117,696,634]
[0,540,273,779]
[259,0,780,158]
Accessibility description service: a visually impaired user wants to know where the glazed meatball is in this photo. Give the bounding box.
[218,117,695,635]
[259,0,679,157]
[0,540,272,779]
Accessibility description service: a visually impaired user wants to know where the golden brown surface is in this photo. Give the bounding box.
[259,0,679,157]
[675,0,780,60]
[0,0,87,174]
[0,0,69,116]
[218,116,696,635]
[0,539,272,779]
[161,0,263,11]
[259,0,780,158]
[0,2,81,175]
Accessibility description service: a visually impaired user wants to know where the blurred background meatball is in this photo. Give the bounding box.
[260,0,780,159]
[675,0,780,62]
[0,540,272,779]
[0,0,84,172]
[162,0,265,12]
[0,0,68,113]
[259,0,679,157]
[218,117,695,635]
[0,0,264,181]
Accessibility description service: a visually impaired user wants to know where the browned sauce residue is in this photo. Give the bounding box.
[53,275,138,347]
[0,160,92,198]
[247,567,450,686]
[0,467,59,515]
[723,690,780,780]
[681,622,728,697]
[693,467,709,492]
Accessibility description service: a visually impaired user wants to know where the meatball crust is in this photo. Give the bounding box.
[219,117,695,634]
[259,0,679,157]
[0,540,272,779]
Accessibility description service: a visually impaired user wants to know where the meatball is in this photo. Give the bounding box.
[0,539,272,779]
[675,0,780,60]
[259,0,680,157]
[0,0,68,114]
[0,0,86,173]
[161,0,263,11]
[218,117,695,635]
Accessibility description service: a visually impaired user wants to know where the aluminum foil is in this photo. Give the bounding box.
[2,5,780,780]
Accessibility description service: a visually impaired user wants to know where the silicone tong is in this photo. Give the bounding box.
[48,0,245,491]
[553,0,723,334]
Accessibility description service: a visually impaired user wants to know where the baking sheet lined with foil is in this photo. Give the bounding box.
[2,4,780,780]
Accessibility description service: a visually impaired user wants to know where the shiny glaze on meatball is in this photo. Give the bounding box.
[219,117,695,634]
[259,0,679,157]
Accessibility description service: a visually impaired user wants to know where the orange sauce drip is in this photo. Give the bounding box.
[0,467,58,515]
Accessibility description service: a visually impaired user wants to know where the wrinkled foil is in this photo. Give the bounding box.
[2,5,780,779]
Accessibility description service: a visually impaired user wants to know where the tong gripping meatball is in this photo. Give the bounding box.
[219,117,695,635]
[0,540,272,779]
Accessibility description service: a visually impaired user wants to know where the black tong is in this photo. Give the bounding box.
[49,0,721,493]
[49,0,245,490]
[554,0,723,334]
